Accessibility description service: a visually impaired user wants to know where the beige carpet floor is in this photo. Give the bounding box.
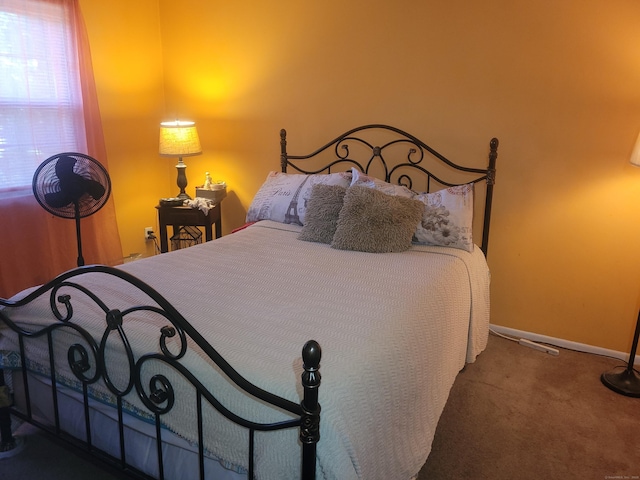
[420,334,640,479]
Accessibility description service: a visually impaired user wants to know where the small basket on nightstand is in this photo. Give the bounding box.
[195,185,227,204]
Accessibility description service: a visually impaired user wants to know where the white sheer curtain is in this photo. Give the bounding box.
[0,0,122,297]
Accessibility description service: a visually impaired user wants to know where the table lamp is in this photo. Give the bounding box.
[159,120,202,199]
[601,131,640,397]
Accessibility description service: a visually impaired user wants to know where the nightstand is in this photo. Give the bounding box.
[156,202,223,253]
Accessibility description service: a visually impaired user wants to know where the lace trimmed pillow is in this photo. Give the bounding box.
[350,168,475,252]
[349,168,414,198]
[246,171,351,225]
[413,183,474,252]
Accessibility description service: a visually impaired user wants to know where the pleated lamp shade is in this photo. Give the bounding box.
[159,121,202,157]
[159,120,202,200]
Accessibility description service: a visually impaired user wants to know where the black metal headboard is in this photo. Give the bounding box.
[280,124,499,255]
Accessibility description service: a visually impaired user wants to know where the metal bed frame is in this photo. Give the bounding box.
[0,124,498,480]
[0,265,321,479]
[281,124,498,255]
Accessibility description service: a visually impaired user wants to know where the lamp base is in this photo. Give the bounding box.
[176,158,190,200]
[601,367,640,397]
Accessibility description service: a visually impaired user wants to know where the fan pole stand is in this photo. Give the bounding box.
[75,203,85,267]
[601,309,640,397]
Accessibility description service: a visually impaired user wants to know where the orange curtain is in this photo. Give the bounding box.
[0,0,122,298]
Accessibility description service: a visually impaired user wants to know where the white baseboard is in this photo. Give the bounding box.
[489,324,640,365]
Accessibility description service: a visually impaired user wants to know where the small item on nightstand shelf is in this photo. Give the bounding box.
[195,175,227,204]
[200,172,225,191]
[203,171,213,190]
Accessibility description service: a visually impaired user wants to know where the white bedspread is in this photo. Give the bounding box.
[0,220,490,479]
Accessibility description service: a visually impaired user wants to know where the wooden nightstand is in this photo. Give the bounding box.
[156,202,223,253]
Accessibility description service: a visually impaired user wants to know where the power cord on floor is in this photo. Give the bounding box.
[489,328,560,356]
[491,328,640,376]
[145,231,161,255]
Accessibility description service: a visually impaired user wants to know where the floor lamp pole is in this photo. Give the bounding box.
[601,309,640,397]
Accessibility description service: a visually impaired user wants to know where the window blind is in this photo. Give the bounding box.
[0,0,86,197]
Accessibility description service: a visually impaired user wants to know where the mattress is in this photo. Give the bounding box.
[11,371,242,480]
[0,220,490,479]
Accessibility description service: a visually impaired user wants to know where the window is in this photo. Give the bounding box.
[0,0,87,198]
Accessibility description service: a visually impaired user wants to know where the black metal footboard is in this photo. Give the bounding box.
[0,265,321,480]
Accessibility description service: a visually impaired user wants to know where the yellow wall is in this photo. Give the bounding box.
[82,0,640,354]
[80,0,166,259]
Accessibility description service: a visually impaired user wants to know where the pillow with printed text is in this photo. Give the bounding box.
[246,171,352,225]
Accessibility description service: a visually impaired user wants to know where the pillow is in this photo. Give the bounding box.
[298,184,347,244]
[331,186,424,253]
[413,183,474,252]
[350,168,414,198]
[246,171,351,225]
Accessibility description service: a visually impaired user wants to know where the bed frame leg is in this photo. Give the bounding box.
[300,340,321,480]
[0,369,16,453]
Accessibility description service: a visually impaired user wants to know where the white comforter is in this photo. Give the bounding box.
[0,220,490,480]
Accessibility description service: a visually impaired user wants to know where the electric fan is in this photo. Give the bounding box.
[32,152,112,267]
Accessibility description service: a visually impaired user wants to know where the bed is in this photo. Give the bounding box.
[0,124,499,480]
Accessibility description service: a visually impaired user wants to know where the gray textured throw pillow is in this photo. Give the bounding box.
[298,184,348,244]
[331,186,424,253]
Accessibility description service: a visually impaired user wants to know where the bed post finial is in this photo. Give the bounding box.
[280,129,288,173]
[481,137,499,256]
[488,137,499,186]
[300,339,321,480]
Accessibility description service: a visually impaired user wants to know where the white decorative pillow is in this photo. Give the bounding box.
[350,168,414,198]
[413,183,474,252]
[246,171,352,225]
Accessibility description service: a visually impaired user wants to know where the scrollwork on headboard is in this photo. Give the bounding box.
[280,124,499,255]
